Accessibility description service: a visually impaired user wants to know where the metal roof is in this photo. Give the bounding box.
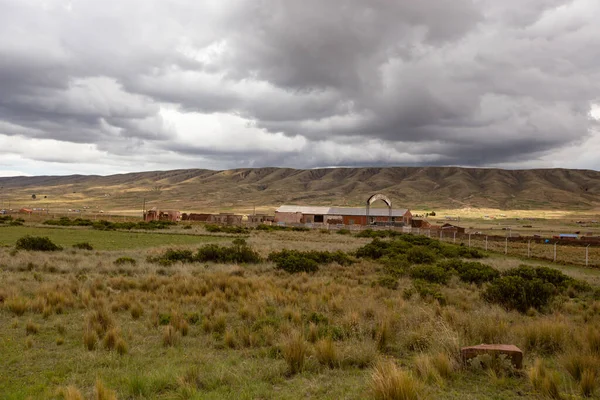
[275,205,332,214]
[276,205,409,217]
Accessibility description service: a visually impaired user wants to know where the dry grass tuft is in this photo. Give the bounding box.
[587,328,600,355]
[25,320,40,335]
[130,303,143,320]
[95,379,117,400]
[580,369,597,398]
[371,359,424,400]
[521,320,570,356]
[83,329,98,351]
[529,359,562,399]
[6,296,28,316]
[315,338,339,368]
[103,328,119,350]
[282,330,308,375]
[116,338,128,355]
[59,385,84,400]
[162,325,180,347]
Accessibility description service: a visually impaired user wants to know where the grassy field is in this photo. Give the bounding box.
[1,223,600,399]
[0,226,226,251]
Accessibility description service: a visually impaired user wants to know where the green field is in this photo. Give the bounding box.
[1,224,600,399]
[0,226,227,251]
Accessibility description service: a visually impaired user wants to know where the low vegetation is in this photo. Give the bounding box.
[1,227,599,399]
[15,235,63,251]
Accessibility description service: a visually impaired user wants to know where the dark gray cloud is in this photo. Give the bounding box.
[0,0,599,176]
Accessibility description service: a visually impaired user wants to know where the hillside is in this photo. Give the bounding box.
[1,167,600,213]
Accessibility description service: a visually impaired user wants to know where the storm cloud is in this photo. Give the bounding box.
[0,0,599,176]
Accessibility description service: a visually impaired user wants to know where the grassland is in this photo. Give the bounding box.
[1,222,600,399]
[0,226,225,251]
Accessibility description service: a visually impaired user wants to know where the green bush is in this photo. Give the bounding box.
[355,239,392,259]
[273,252,319,273]
[0,215,13,223]
[381,255,411,278]
[483,276,555,313]
[148,240,262,265]
[204,224,249,234]
[73,242,94,250]
[377,275,399,290]
[406,246,437,264]
[268,249,354,272]
[504,265,573,289]
[336,229,351,235]
[413,280,446,305]
[15,236,62,251]
[409,265,451,284]
[437,260,499,285]
[114,257,137,266]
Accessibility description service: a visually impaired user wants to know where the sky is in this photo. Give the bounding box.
[1,0,599,177]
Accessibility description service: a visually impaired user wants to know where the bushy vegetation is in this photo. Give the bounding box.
[148,239,262,265]
[204,224,250,234]
[355,237,484,262]
[483,265,587,313]
[255,224,309,232]
[44,217,175,230]
[15,235,63,251]
[437,259,500,285]
[72,242,94,250]
[1,216,24,226]
[409,265,451,284]
[268,249,355,273]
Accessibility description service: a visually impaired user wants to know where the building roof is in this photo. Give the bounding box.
[276,205,331,215]
[276,205,409,217]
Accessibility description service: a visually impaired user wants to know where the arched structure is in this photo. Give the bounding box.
[366,193,392,225]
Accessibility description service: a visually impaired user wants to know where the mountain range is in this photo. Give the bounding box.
[1,167,599,213]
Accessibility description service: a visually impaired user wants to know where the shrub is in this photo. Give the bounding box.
[72,242,93,250]
[114,257,137,266]
[482,265,579,313]
[370,360,423,400]
[413,280,446,305]
[268,249,354,273]
[15,236,62,251]
[196,240,262,264]
[336,228,351,235]
[377,275,399,290]
[382,255,411,278]
[483,275,555,313]
[355,239,391,259]
[409,265,451,284]
[273,252,319,274]
[406,246,437,264]
[440,260,499,285]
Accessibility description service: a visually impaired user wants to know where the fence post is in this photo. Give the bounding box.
[440,230,442,240]
[554,243,557,262]
[528,240,531,258]
[453,232,456,243]
[586,245,590,267]
[485,236,488,251]
[468,234,471,248]
[505,237,508,255]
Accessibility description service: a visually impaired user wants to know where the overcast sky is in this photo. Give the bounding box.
[1,0,599,177]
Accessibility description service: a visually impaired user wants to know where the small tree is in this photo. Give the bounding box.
[31,194,36,200]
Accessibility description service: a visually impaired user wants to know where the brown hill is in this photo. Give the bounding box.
[1,167,600,213]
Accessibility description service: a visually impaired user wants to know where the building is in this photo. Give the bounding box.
[275,205,412,226]
[144,209,181,222]
[440,223,466,235]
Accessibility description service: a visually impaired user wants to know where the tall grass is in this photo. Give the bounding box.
[371,359,424,400]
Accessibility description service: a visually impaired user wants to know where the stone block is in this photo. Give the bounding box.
[461,344,523,369]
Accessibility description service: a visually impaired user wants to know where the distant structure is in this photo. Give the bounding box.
[144,209,181,222]
[275,195,412,226]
